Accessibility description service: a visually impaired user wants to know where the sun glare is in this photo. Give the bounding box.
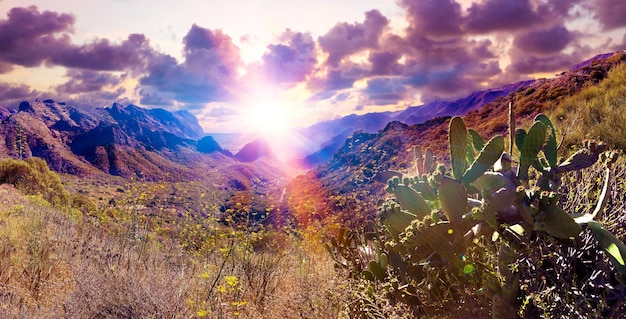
[240,89,300,137]
[244,101,293,136]
[238,89,316,164]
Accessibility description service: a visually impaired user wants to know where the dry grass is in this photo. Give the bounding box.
[0,182,349,318]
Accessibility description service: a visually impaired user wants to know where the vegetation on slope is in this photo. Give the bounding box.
[552,61,626,149]
[0,159,348,318]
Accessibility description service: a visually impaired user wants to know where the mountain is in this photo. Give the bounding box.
[285,51,626,227]
[234,139,275,162]
[393,80,535,125]
[297,80,534,167]
[0,99,229,179]
[106,103,204,140]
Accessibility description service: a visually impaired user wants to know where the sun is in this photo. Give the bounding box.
[240,90,300,137]
[243,101,293,136]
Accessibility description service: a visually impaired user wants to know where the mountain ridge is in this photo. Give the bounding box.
[285,51,626,226]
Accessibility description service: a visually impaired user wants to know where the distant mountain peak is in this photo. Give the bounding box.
[234,138,275,162]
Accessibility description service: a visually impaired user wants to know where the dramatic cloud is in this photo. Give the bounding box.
[507,50,586,74]
[0,82,42,100]
[247,30,317,87]
[61,87,129,109]
[592,0,626,30]
[400,0,462,37]
[513,26,575,55]
[363,77,407,105]
[0,7,155,74]
[51,34,153,72]
[0,1,624,128]
[0,6,74,68]
[55,70,122,94]
[399,35,501,101]
[308,63,368,97]
[369,51,402,76]
[465,0,540,33]
[139,24,243,108]
[318,10,389,67]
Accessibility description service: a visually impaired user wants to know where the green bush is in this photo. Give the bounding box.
[0,157,70,208]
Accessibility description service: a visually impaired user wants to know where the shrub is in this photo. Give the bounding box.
[0,157,70,208]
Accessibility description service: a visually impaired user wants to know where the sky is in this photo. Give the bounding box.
[0,0,625,133]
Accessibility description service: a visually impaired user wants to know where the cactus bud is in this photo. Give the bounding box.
[437,164,447,175]
[471,207,484,220]
[431,211,441,223]
[422,214,433,226]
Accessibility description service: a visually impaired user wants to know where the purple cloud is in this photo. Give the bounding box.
[55,70,122,94]
[363,77,407,105]
[139,24,243,108]
[369,51,402,76]
[0,6,156,74]
[248,30,317,86]
[308,63,368,99]
[0,6,74,67]
[465,0,540,33]
[318,10,388,67]
[592,0,626,30]
[400,0,463,37]
[398,37,500,100]
[51,34,152,72]
[514,26,575,55]
[61,87,129,109]
[508,52,581,74]
[0,82,42,100]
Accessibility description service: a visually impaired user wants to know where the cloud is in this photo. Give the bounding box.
[247,30,317,87]
[308,63,368,98]
[207,106,238,117]
[0,82,42,100]
[0,6,74,67]
[513,26,575,55]
[369,51,402,76]
[615,34,626,50]
[465,0,540,33]
[398,37,500,101]
[592,0,626,30]
[139,24,243,107]
[50,34,152,72]
[399,0,462,37]
[363,77,407,105]
[507,50,584,74]
[61,87,129,109]
[318,10,388,67]
[0,6,155,74]
[55,70,122,94]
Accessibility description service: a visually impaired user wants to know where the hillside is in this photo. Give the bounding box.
[298,80,534,167]
[0,99,236,179]
[285,52,626,227]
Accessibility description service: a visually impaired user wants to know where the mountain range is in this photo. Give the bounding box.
[0,52,623,183]
[284,51,626,226]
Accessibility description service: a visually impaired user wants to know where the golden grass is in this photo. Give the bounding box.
[551,62,626,150]
[0,181,349,318]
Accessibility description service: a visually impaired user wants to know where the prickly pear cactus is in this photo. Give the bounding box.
[327,113,626,318]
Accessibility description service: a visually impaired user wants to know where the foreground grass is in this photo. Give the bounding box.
[0,182,350,318]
